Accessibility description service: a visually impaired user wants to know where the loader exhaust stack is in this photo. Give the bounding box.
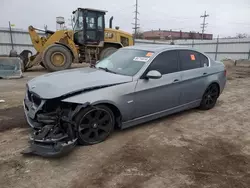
[109,16,113,28]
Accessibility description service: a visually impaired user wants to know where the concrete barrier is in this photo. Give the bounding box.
[0,57,23,79]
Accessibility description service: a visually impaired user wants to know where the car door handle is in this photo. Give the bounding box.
[173,79,179,83]
[203,72,207,76]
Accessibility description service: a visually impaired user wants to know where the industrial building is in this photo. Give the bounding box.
[143,30,213,40]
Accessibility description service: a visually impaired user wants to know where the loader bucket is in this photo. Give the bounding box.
[0,57,23,79]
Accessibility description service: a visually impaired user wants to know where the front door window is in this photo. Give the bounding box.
[134,50,181,118]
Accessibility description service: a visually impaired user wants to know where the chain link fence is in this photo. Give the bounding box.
[1,27,250,61]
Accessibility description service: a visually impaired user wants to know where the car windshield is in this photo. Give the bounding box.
[96,49,154,76]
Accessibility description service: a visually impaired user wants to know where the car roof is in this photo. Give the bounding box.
[124,44,194,53]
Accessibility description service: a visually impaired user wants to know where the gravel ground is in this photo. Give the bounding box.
[0,63,250,188]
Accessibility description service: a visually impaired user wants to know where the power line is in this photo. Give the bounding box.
[200,10,209,39]
[132,0,140,39]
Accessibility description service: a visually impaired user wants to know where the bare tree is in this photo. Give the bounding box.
[223,33,250,39]
[133,29,144,39]
[236,33,249,38]
[189,31,196,39]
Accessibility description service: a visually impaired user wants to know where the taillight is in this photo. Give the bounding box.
[224,69,227,77]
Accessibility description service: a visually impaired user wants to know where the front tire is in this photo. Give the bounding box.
[75,105,115,145]
[200,84,219,110]
[43,44,72,72]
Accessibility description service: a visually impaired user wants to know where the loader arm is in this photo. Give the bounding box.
[28,26,44,53]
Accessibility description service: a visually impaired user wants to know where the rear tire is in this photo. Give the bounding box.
[199,84,219,110]
[75,105,115,145]
[42,44,72,72]
[99,47,118,60]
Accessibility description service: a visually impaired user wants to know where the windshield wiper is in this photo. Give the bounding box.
[97,67,117,74]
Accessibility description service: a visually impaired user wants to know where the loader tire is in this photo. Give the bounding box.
[43,44,72,72]
[19,50,33,72]
[99,47,118,60]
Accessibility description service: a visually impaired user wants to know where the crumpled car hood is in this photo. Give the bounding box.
[27,67,133,99]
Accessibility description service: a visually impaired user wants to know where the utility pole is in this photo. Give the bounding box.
[8,21,14,50]
[132,0,140,39]
[68,16,74,29]
[200,11,209,40]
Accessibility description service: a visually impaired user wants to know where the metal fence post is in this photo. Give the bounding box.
[215,36,219,60]
[192,39,194,47]
[8,21,14,50]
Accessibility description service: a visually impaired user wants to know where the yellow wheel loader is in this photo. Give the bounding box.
[21,8,134,72]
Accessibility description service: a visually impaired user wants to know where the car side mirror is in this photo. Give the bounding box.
[146,70,162,79]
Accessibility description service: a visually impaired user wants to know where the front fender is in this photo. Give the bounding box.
[61,82,137,122]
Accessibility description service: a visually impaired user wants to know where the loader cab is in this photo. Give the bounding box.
[73,8,106,46]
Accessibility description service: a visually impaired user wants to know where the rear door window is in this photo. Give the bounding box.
[179,50,201,71]
[149,50,179,75]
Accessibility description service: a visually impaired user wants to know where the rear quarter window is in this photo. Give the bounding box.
[199,53,209,67]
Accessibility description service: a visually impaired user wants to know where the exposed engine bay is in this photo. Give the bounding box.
[22,89,89,157]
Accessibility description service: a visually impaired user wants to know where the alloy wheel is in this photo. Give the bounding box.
[204,84,219,105]
[200,84,219,110]
[78,108,113,144]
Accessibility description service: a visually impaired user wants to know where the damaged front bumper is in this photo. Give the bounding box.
[22,138,77,157]
[22,98,78,157]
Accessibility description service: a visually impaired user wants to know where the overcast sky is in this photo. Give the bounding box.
[1,0,250,37]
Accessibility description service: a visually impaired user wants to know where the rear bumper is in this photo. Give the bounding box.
[220,75,227,95]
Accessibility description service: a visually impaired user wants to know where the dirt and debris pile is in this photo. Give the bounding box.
[223,59,250,79]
